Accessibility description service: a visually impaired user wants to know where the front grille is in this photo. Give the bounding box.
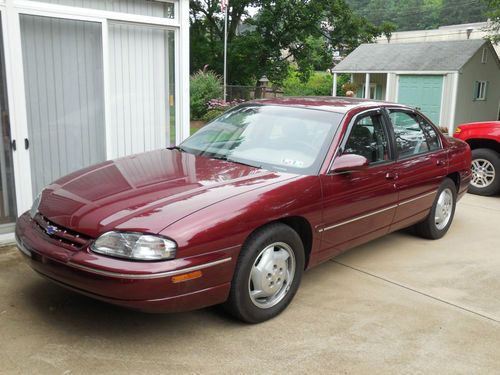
[33,214,91,250]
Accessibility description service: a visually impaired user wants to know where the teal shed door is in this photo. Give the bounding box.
[398,75,443,125]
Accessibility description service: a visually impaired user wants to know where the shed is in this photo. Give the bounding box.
[332,40,500,132]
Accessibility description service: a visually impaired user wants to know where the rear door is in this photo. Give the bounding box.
[386,108,448,231]
[318,109,398,262]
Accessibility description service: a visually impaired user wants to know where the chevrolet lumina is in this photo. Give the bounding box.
[15,98,471,323]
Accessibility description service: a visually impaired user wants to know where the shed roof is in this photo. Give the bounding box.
[333,39,489,72]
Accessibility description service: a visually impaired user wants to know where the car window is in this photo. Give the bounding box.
[180,105,343,175]
[344,113,390,164]
[389,111,432,158]
[416,114,441,151]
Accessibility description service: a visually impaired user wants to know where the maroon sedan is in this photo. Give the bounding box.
[16,98,471,323]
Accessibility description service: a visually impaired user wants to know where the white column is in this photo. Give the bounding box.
[332,72,338,97]
[385,73,391,101]
[178,0,191,143]
[3,0,34,212]
[364,73,370,99]
[448,72,460,134]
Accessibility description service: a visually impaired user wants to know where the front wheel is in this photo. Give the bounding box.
[414,178,457,240]
[469,148,500,196]
[224,223,305,323]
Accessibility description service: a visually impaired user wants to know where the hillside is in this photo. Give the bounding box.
[346,0,489,31]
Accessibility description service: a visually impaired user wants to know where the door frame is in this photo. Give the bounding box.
[0,0,189,216]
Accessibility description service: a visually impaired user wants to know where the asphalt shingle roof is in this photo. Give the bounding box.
[333,39,487,72]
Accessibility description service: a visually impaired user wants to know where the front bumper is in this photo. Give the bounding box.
[15,213,239,313]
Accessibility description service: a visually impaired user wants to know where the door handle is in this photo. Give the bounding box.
[11,139,16,151]
[436,159,446,166]
[385,172,398,180]
[24,138,29,150]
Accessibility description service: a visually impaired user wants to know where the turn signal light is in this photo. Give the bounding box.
[454,127,462,134]
[171,270,203,283]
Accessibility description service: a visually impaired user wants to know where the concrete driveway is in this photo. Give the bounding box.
[1,194,499,374]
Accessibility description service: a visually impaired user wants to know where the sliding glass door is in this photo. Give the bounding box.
[108,22,176,157]
[20,15,106,197]
[0,14,17,230]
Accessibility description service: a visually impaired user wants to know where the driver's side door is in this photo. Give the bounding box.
[317,109,398,262]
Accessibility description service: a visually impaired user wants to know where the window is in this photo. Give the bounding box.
[344,113,390,164]
[474,81,488,101]
[39,0,176,19]
[389,111,433,158]
[360,83,378,100]
[416,115,441,151]
[181,105,343,175]
[481,48,488,64]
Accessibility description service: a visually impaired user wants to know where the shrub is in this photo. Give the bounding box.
[201,98,246,122]
[190,70,223,120]
[282,70,332,96]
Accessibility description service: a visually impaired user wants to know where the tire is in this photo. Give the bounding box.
[224,223,305,323]
[415,178,457,240]
[469,148,500,196]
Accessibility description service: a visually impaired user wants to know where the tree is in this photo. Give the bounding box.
[485,0,500,44]
[190,0,382,85]
[439,0,488,26]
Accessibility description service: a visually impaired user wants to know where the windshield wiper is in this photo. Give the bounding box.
[227,158,262,169]
[168,145,188,153]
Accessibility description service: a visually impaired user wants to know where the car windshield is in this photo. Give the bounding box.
[180,105,343,175]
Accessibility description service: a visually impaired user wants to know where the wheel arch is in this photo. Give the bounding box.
[244,216,314,270]
[446,172,460,192]
[465,139,500,154]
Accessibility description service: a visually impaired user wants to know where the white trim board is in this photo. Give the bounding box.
[334,70,456,75]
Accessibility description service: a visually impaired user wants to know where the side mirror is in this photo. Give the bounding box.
[330,154,369,173]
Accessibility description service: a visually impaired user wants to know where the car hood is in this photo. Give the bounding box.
[38,149,296,238]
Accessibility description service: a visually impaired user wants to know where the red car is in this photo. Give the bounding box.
[454,121,500,196]
[16,98,471,323]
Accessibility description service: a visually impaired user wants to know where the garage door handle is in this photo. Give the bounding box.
[385,172,398,180]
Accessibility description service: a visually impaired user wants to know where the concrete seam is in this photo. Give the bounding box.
[331,260,499,324]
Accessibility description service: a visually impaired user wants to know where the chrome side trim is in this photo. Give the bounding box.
[319,205,398,232]
[67,257,232,279]
[398,190,437,206]
[319,190,438,233]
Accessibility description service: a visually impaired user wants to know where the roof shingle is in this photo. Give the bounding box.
[333,39,487,72]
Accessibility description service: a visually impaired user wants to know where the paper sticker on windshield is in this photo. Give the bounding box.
[282,158,304,167]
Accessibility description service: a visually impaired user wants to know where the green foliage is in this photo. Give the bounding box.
[190,0,382,86]
[202,109,226,122]
[346,0,489,31]
[485,0,500,44]
[283,70,331,97]
[190,70,223,120]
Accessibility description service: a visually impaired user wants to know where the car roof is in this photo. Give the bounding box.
[249,97,405,114]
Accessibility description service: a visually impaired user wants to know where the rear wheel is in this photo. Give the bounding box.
[415,178,456,240]
[469,148,500,196]
[224,223,304,323]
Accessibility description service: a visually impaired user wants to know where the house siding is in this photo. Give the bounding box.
[455,46,500,128]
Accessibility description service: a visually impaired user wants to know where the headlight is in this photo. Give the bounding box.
[30,193,41,218]
[91,232,177,261]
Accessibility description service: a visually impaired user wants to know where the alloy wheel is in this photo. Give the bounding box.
[471,158,495,189]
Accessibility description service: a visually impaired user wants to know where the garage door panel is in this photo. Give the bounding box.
[398,75,443,125]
